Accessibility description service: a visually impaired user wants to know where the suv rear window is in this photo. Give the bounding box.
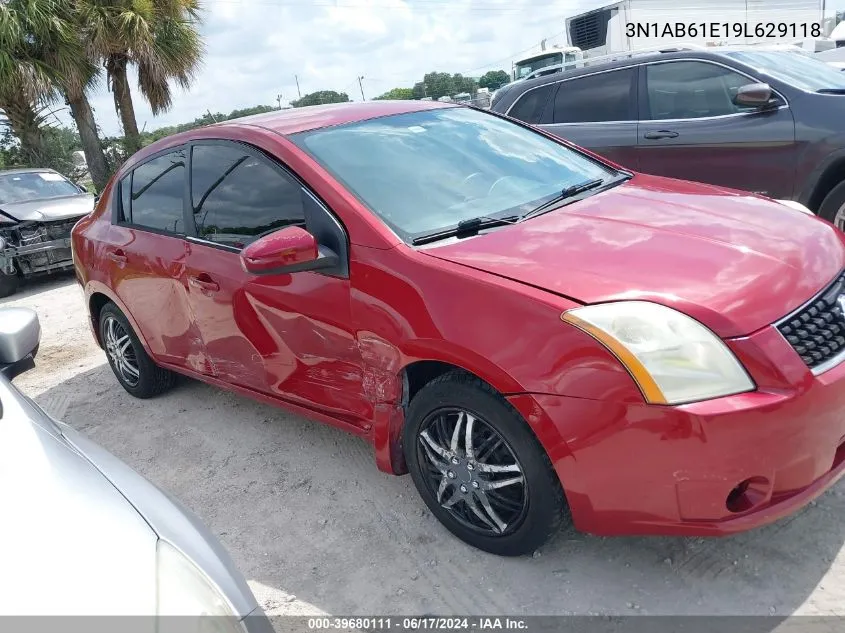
[552,68,635,123]
[508,84,554,123]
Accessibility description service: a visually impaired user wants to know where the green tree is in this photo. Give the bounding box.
[451,73,477,95]
[0,0,110,190]
[479,70,509,91]
[374,87,414,100]
[79,0,204,155]
[291,91,350,107]
[229,105,276,118]
[412,72,454,100]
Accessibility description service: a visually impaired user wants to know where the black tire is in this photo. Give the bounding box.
[99,302,176,399]
[403,371,568,556]
[0,272,19,299]
[818,181,845,230]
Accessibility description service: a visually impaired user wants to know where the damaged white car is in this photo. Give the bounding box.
[0,168,95,298]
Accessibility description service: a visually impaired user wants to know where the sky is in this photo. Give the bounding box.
[53,0,844,137]
[55,0,599,136]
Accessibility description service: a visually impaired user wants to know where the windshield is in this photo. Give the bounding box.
[292,107,614,241]
[725,50,845,92]
[515,53,565,79]
[0,172,80,205]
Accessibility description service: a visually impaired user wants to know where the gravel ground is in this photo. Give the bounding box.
[4,273,845,618]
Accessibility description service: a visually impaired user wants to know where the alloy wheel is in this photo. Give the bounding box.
[416,408,528,536]
[103,316,140,387]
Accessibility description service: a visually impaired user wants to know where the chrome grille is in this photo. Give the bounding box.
[777,271,845,372]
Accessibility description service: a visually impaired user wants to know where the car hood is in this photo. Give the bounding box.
[0,193,95,222]
[422,175,845,338]
[0,380,157,616]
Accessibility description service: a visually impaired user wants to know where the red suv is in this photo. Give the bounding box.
[73,101,845,555]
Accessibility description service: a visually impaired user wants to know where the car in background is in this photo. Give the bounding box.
[0,306,271,628]
[0,168,95,298]
[491,46,845,229]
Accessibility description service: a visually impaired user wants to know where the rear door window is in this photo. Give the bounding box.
[126,150,186,233]
[508,84,555,124]
[552,68,636,123]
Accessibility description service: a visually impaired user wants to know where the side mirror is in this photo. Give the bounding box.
[240,226,339,276]
[733,83,775,108]
[0,307,41,380]
[77,184,88,193]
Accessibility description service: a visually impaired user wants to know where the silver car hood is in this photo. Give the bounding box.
[0,379,158,616]
[0,193,95,222]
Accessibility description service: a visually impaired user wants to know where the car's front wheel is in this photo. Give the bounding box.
[403,372,568,556]
[99,303,176,398]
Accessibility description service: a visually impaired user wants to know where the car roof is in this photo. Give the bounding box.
[499,45,797,95]
[133,100,457,165]
[214,100,453,136]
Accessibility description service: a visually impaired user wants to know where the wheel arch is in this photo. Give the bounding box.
[373,350,573,479]
[85,281,153,355]
[800,152,845,212]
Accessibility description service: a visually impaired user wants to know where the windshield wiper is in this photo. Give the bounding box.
[817,88,845,94]
[518,178,606,223]
[411,215,519,246]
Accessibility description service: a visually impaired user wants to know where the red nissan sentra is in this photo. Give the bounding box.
[72,101,845,556]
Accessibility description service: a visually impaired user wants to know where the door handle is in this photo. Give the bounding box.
[106,249,127,264]
[643,130,679,140]
[188,274,220,293]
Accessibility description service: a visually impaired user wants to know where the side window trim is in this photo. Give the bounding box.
[539,82,559,124]
[638,58,790,123]
[186,138,351,278]
[112,144,190,239]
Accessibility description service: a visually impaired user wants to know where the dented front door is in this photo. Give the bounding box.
[185,240,370,421]
[182,140,370,422]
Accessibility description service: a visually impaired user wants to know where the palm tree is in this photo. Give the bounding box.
[80,0,204,154]
[0,0,110,190]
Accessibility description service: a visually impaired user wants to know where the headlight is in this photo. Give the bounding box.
[156,540,243,633]
[775,199,813,215]
[562,301,754,405]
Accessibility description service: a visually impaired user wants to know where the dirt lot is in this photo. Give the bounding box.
[4,274,845,618]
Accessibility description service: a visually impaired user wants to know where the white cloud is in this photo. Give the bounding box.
[58,0,597,136]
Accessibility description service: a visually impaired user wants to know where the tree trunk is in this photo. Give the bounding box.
[66,91,110,192]
[107,54,141,155]
[1,96,45,165]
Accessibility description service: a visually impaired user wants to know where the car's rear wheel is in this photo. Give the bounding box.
[403,372,568,556]
[0,271,19,299]
[818,181,845,230]
[99,303,176,399]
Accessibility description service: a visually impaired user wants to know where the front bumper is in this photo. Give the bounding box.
[2,237,73,258]
[509,324,845,536]
[1,216,82,275]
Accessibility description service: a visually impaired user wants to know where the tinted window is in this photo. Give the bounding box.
[292,108,614,240]
[509,84,554,123]
[129,150,186,232]
[552,68,634,123]
[190,144,306,249]
[646,61,757,120]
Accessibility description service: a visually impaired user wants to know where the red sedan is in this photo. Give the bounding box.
[72,101,845,556]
